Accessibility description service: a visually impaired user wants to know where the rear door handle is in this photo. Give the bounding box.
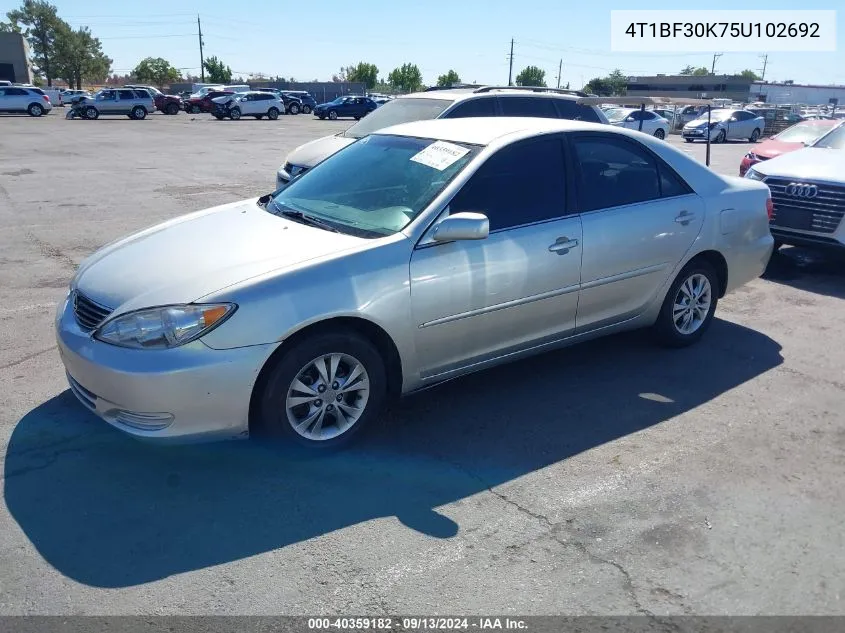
[549,237,579,254]
[674,210,695,225]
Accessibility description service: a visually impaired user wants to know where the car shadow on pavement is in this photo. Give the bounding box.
[5,318,782,588]
[762,247,845,300]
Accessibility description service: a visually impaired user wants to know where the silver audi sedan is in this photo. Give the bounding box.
[56,118,774,448]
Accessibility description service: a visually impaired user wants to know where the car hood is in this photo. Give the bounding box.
[752,147,845,181]
[686,118,722,127]
[73,199,367,314]
[751,139,804,159]
[211,96,232,104]
[285,134,356,169]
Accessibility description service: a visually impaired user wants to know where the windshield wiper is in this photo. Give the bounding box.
[278,209,341,233]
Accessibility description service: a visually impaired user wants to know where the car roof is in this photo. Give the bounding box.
[398,87,588,103]
[378,117,610,146]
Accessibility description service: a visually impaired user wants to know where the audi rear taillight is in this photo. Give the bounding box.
[766,197,774,220]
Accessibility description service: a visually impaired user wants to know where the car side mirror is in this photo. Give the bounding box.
[730,117,737,122]
[431,212,489,242]
[625,116,635,122]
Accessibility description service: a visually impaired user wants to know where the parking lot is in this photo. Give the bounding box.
[1,112,844,615]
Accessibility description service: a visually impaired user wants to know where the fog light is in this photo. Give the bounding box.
[109,410,174,431]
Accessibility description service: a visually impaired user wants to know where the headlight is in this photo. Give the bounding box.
[745,169,765,181]
[95,303,236,349]
[287,163,306,178]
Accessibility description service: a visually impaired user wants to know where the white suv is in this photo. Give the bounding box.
[276,86,608,187]
[0,86,53,117]
[212,91,285,120]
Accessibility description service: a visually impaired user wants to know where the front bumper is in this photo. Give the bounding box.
[682,128,708,138]
[55,293,278,442]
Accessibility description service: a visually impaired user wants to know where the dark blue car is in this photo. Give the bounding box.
[313,96,377,120]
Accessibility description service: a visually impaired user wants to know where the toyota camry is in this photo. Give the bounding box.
[56,118,774,448]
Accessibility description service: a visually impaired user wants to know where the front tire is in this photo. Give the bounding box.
[713,129,726,144]
[653,260,719,348]
[84,106,99,120]
[328,109,338,120]
[27,103,44,117]
[229,107,241,120]
[165,102,179,115]
[191,105,201,114]
[750,128,761,142]
[684,137,694,143]
[302,105,312,114]
[257,330,387,449]
[288,103,301,115]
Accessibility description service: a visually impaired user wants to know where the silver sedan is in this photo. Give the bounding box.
[56,118,774,448]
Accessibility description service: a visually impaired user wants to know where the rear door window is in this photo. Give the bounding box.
[118,89,135,100]
[498,96,558,118]
[445,97,498,118]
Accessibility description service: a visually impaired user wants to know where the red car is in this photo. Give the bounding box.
[739,119,840,176]
[125,85,182,115]
[183,90,234,114]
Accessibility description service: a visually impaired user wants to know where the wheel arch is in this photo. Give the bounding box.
[686,249,728,297]
[248,316,404,432]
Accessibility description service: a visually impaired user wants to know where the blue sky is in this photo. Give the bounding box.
[3,0,844,86]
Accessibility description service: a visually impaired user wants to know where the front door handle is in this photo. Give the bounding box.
[674,211,695,225]
[549,237,579,254]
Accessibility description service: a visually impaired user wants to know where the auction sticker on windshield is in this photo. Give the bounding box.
[410,141,470,171]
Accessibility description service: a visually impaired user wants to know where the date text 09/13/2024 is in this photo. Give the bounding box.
[307,617,528,630]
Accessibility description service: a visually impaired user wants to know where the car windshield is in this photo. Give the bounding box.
[811,123,845,149]
[342,98,453,139]
[604,108,633,122]
[702,109,734,122]
[269,134,477,237]
[775,121,835,144]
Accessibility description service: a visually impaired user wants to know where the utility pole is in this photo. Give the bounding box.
[711,52,722,75]
[197,15,205,82]
[556,58,562,89]
[507,39,514,86]
[759,54,768,82]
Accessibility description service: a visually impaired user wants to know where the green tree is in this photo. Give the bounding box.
[132,57,181,88]
[692,67,710,76]
[680,65,695,75]
[436,69,461,87]
[584,77,612,96]
[737,69,761,80]
[3,0,68,86]
[607,69,627,95]
[203,56,232,84]
[515,65,545,87]
[388,63,423,93]
[345,62,379,89]
[56,26,111,89]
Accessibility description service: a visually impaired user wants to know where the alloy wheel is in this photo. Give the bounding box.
[673,273,712,335]
[285,353,370,441]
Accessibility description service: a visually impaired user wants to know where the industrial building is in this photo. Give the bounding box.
[626,74,845,106]
[0,32,32,84]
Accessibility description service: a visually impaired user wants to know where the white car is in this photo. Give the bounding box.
[211,91,285,120]
[605,108,670,139]
[276,86,610,187]
[0,85,53,116]
[745,123,845,251]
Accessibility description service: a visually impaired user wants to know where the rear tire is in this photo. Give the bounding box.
[256,330,388,450]
[288,103,301,115]
[653,260,719,348]
[27,103,44,117]
[267,107,279,120]
[302,105,312,114]
[653,128,665,140]
[684,138,693,143]
[750,128,761,142]
[131,106,146,120]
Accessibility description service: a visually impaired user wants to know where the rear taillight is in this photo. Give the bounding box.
[42,95,49,102]
[766,197,774,220]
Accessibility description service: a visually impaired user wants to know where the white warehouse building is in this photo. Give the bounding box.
[752,82,845,106]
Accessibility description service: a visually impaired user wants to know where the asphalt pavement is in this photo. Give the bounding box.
[0,113,843,615]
